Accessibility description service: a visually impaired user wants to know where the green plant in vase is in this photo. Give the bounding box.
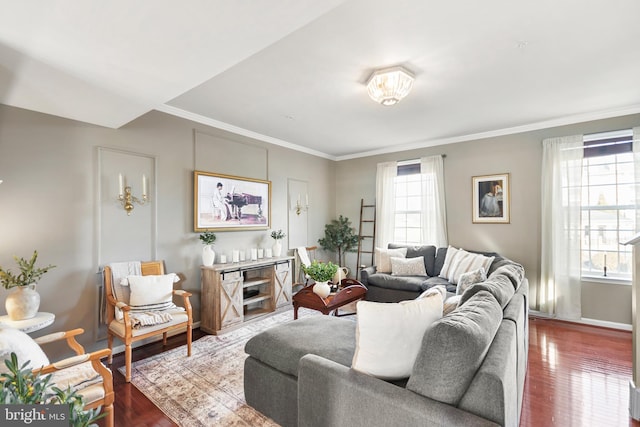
[0,251,55,320]
[199,231,217,266]
[302,260,338,298]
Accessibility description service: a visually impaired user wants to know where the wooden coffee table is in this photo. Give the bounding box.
[293,278,367,319]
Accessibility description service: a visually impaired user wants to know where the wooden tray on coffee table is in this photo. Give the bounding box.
[293,278,367,320]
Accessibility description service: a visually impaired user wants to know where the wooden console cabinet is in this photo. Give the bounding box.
[200,256,294,334]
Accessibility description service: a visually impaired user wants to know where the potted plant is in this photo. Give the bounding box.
[302,260,338,298]
[318,215,361,273]
[0,251,55,320]
[199,231,217,267]
[270,229,286,257]
[0,353,103,426]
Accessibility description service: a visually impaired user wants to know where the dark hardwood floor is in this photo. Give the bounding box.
[98,319,639,427]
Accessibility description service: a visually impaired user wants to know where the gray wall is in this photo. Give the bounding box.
[335,113,640,326]
[1,102,638,361]
[0,105,335,356]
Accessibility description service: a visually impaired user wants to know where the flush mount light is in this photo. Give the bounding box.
[366,66,415,106]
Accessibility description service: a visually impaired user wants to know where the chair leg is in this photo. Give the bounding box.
[107,334,113,364]
[187,325,192,357]
[125,344,132,382]
[103,403,114,427]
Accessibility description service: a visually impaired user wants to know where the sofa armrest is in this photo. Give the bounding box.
[298,354,499,427]
[359,266,376,286]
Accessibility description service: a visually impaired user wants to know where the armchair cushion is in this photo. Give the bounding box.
[124,273,179,311]
[0,326,49,372]
[49,360,104,393]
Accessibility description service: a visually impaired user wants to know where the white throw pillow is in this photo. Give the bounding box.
[0,326,50,373]
[352,293,443,380]
[390,256,427,276]
[439,248,494,284]
[374,247,408,273]
[125,274,179,311]
[456,267,487,295]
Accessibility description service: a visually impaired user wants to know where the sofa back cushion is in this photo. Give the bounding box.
[406,290,502,405]
[388,244,437,276]
[459,273,516,309]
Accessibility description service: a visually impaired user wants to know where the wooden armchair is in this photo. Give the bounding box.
[103,261,192,382]
[30,328,114,427]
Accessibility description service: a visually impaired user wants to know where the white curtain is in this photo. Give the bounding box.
[540,134,583,319]
[420,155,448,247]
[634,127,640,233]
[375,161,397,248]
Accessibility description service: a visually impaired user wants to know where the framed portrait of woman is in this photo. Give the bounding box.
[472,173,510,224]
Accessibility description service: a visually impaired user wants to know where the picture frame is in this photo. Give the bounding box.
[472,173,510,224]
[194,171,271,232]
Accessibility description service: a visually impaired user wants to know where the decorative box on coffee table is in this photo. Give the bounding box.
[200,256,294,334]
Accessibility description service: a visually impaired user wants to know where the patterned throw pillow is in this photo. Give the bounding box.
[374,247,408,273]
[456,267,487,295]
[390,256,427,276]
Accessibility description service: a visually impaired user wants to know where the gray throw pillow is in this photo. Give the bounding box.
[456,267,487,295]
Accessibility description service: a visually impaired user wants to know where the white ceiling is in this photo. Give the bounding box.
[2,0,640,160]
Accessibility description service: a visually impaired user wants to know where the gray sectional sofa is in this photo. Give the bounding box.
[360,244,514,302]
[243,251,529,427]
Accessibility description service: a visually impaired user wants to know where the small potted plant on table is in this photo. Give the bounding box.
[302,260,338,298]
[0,250,55,320]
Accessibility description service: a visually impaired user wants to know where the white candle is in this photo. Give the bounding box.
[258,249,264,259]
[305,193,309,206]
[220,255,227,264]
[604,253,607,267]
[251,249,258,261]
[239,251,246,261]
[297,193,301,204]
[118,173,123,197]
[142,174,147,197]
[265,248,273,258]
[232,250,240,263]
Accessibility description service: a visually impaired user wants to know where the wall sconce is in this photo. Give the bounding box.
[118,173,149,215]
[294,193,309,215]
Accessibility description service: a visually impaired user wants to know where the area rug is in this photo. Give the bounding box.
[121,308,322,426]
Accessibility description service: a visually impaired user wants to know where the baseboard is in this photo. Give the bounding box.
[529,310,631,331]
[109,321,201,356]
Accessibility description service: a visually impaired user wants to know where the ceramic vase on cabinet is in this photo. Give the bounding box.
[272,241,282,257]
[202,245,215,266]
[5,284,40,320]
[312,281,331,298]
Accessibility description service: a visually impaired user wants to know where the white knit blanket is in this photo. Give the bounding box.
[129,311,173,329]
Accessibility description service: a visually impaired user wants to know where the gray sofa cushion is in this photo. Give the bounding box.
[245,316,356,377]
[388,244,437,276]
[434,247,448,276]
[422,276,456,294]
[407,290,502,405]
[459,274,516,309]
[490,262,525,290]
[367,273,426,292]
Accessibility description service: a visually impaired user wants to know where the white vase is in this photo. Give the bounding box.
[202,245,215,266]
[5,284,41,320]
[313,281,331,298]
[272,241,282,257]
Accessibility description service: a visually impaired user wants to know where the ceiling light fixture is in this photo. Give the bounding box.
[366,66,415,106]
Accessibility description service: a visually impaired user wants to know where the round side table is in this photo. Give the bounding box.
[0,312,55,334]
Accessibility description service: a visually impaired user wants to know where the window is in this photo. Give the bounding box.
[393,163,422,244]
[579,130,636,279]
